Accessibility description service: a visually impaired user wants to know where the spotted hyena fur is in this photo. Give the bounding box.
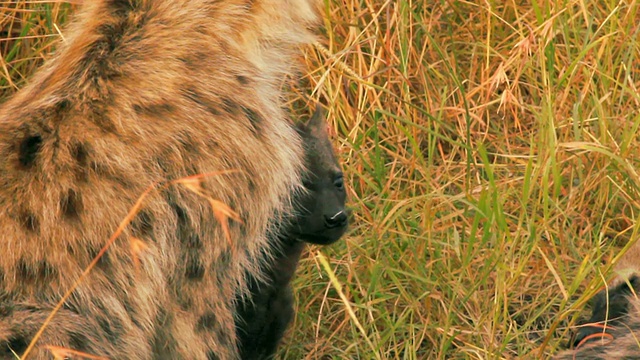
[235,106,348,359]
[0,0,320,359]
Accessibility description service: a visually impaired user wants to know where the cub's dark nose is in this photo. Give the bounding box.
[325,210,347,228]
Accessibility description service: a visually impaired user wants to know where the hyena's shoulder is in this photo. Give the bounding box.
[0,0,321,358]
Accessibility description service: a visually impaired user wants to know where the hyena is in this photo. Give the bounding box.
[0,0,320,359]
[554,243,640,358]
[236,106,349,360]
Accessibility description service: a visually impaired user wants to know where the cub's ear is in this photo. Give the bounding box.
[306,104,327,136]
[296,104,327,135]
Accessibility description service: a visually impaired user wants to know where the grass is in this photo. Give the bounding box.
[2,0,640,359]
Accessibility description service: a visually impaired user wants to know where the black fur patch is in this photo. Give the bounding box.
[53,99,71,115]
[184,253,205,280]
[196,312,217,331]
[207,350,220,360]
[61,189,83,222]
[19,211,39,233]
[18,135,42,168]
[3,336,28,356]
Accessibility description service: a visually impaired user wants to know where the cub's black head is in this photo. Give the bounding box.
[289,106,348,245]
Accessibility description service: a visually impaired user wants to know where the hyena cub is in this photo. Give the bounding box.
[235,106,349,359]
[554,244,640,358]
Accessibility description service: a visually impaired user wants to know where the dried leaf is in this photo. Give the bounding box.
[45,345,109,360]
[175,176,205,196]
[207,199,242,248]
[129,236,148,270]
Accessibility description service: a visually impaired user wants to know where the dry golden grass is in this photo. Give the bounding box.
[2,0,640,359]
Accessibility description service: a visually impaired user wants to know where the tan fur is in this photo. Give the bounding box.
[611,240,640,286]
[0,0,320,359]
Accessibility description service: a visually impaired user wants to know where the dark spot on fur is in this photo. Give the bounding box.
[132,210,154,239]
[154,153,172,174]
[94,301,123,344]
[173,204,202,249]
[16,259,57,283]
[196,312,217,331]
[182,87,221,116]
[55,99,71,112]
[219,250,231,267]
[86,101,119,133]
[3,336,27,356]
[247,178,256,194]
[179,52,210,71]
[85,24,126,77]
[178,297,192,311]
[18,135,42,168]
[183,234,202,249]
[61,189,83,222]
[207,351,220,360]
[80,0,150,85]
[69,331,90,351]
[19,211,39,233]
[46,99,73,124]
[62,301,80,315]
[242,107,263,136]
[122,299,142,328]
[73,143,90,182]
[89,245,111,269]
[178,134,200,155]
[132,102,175,118]
[173,203,187,224]
[236,75,250,85]
[107,0,140,15]
[0,303,13,317]
[73,142,89,166]
[16,260,30,282]
[185,253,205,280]
[221,97,239,114]
[97,315,122,345]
